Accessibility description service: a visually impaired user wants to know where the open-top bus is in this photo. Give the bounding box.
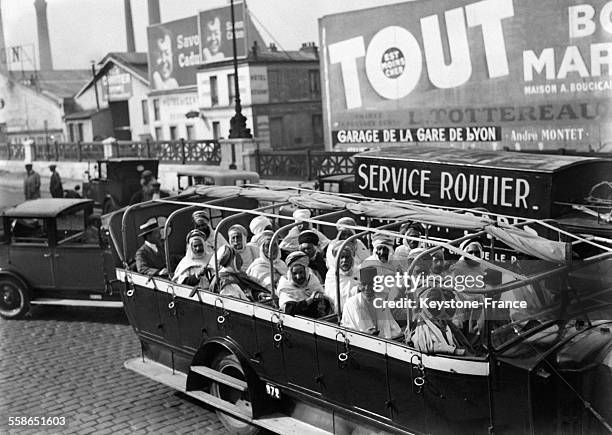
[107,185,612,434]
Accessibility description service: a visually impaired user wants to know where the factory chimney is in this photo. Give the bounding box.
[0,0,6,73]
[148,0,160,25]
[34,0,53,70]
[124,0,135,52]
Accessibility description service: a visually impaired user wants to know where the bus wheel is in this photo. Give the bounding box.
[210,353,260,435]
[0,277,30,320]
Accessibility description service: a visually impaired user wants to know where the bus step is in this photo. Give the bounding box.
[124,357,332,435]
[31,299,122,308]
[190,365,248,392]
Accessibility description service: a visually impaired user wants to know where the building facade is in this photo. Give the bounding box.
[74,53,151,141]
[196,44,323,149]
[0,70,90,144]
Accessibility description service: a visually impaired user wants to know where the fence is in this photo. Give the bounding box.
[255,149,355,180]
[0,139,222,165]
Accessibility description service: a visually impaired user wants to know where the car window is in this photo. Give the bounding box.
[56,210,85,244]
[100,162,107,179]
[194,176,215,185]
[10,218,48,244]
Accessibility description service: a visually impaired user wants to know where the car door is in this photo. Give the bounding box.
[52,209,107,293]
[8,217,55,289]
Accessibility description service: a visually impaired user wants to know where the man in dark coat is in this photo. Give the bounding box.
[49,164,63,198]
[298,230,328,283]
[24,163,41,200]
[135,217,167,276]
[129,170,155,205]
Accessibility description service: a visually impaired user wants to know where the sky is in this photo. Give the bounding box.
[2,0,402,70]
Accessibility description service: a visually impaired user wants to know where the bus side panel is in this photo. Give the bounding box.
[387,357,428,433]
[253,313,286,382]
[347,346,392,419]
[282,323,321,395]
[315,335,351,405]
[424,369,491,435]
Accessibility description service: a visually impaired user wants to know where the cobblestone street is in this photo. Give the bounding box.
[0,306,228,434]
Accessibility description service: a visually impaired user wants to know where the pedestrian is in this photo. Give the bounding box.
[49,164,63,198]
[23,163,41,200]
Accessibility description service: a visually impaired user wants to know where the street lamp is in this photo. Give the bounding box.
[228,0,251,139]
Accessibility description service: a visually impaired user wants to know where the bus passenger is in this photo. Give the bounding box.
[298,230,328,283]
[172,230,213,287]
[341,266,401,339]
[324,245,360,312]
[409,287,472,356]
[429,249,449,277]
[363,234,402,299]
[228,224,257,272]
[326,217,369,268]
[246,230,287,288]
[279,209,330,254]
[192,211,228,251]
[248,215,272,245]
[395,223,425,262]
[135,218,168,277]
[277,251,330,317]
[450,239,486,330]
[211,245,250,300]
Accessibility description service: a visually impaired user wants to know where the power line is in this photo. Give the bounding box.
[247,9,294,61]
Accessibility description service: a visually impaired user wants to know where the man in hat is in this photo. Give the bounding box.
[135,217,167,276]
[23,163,41,200]
[298,230,328,283]
[192,210,228,252]
[279,209,330,254]
[49,164,63,198]
[341,265,401,339]
[277,251,328,317]
[129,170,156,205]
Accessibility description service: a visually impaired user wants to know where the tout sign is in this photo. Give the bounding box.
[320,0,612,150]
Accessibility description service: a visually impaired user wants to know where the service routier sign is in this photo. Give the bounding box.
[320,0,612,151]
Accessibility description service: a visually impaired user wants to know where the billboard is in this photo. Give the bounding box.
[102,65,132,101]
[147,16,201,90]
[320,0,612,151]
[198,2,247,64]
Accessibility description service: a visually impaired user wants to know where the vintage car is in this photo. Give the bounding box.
[176,167,260,191]
[83,158,160,213]
[0,198,121,319]
[316,173,356,194]
[107,185,612,434]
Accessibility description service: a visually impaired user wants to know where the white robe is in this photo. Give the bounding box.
[341,293,401,339]
[323,269,359,312]
[277,269,324,311]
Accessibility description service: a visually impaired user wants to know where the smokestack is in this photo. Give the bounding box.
[34,0,52,70]
[124,0,135,52]
[0,0,6,73]
[148,0,160,25]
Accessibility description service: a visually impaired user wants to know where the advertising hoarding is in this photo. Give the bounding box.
[320,0,612,151]
[102,65,132,101]
[147,16,201,90]
[198,2,247,64]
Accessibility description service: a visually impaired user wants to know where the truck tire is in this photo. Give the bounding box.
[0,277,30,320]
[209,353,260,435]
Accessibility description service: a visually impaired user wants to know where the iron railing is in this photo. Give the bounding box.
[255,149,355,180]
[0,139,221,165]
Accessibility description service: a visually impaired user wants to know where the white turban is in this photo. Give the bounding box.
[249,216,271,235]
[292,209,311,220]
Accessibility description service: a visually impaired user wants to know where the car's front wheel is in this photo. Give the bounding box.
[0,277,30,320]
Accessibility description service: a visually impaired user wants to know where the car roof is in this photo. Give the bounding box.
[319,174,354,182]
[178,168,260,179]
[357,146,606,173]
[2,199,94,218]
[100,158,159,163]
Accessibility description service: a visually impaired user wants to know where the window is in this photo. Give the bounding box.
[56,209,85,245]
[77,123,84,142]
[154,127,162,140]
[308,70,320,97]
[68,124,75,142]
[169,126,178,141]
[210,76,218,106]
[141,100,149,125]
[227,74,236,103]
[153,99,160,121]
[186,125,195,140]
[212,121,221,140]
[268,70,281,101]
